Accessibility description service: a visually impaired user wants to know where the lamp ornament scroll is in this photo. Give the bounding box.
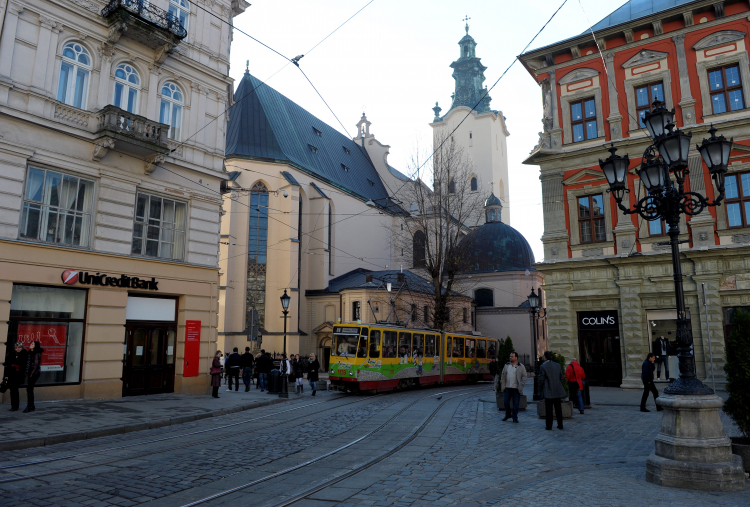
[598,100,731,396]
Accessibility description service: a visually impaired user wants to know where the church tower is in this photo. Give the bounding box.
[430,20,511,225]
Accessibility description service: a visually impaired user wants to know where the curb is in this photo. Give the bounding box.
[0,397,291,453]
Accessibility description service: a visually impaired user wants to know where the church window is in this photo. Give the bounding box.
[413,230,426,268]
[297,198,303,288]
[313,127,322,136]
[247,182,269,334]
[470,177,477,192]
[328,206,333,275]
[449,180,456,194]
[578,194,605,243]
[475,288,493,307]
[469,132,472,139]
[463,308,468,324]
[570,98,598,142]
[341,164,349,172]
[343,146,351,155]
[423,305,430,324]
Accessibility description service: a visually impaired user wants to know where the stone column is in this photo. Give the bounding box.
[604,52,623,140]
[673,33,697,126]
[0,4,22,84]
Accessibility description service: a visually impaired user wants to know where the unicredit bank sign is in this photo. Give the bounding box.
[61,270,159,290]
[577,311,618,331]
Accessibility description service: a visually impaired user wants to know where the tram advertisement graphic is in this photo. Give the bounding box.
[16,323,68,371]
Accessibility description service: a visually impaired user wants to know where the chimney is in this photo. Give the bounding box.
[397,273,405,283]
[365,274,373,283]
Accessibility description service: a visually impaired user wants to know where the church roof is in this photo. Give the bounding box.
[588,0,694,32]
[306,268,462,296]
[485,193,503,207]
[459,221,536,274]
[226,72,397,206]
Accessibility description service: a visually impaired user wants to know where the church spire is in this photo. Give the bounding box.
[447,21,491,114]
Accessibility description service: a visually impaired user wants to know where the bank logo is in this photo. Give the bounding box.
[61,269,79,285]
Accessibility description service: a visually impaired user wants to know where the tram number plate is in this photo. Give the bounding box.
[338,370,348,376]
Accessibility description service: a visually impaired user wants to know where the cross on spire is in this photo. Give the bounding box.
[463,15,471,34]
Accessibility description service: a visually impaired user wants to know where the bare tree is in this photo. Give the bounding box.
[392,135,486,331]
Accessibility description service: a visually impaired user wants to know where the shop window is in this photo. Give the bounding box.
[708,65,744,114]
[725,172,750,227]
[131,192,187,260]
[58,42,91,109]
[112,63,141,114]
[19,167,95,247]
[578,194,606,243]
[369,329,381,358]
[159,82,184,140]
[8,284,86,385]
[475,288,493,307]
[570,98,598,142]
[635,82,664,127]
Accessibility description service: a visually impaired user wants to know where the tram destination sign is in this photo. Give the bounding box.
[577,310,619,331]
[333,326,359,334]
[61,269,159,290]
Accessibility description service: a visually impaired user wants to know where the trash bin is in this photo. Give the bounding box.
[583,378,591,408]
[268,369,280,393]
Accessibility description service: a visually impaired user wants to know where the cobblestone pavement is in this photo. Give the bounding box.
[0,384,747,507]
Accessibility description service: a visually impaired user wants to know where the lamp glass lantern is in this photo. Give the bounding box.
[656,128,692,175]
[527,288,539,311]
[638,157,666,193]
[697,126,732,193]
[280,289,291,311]
[599,145,629,198]
[642,100,675,139]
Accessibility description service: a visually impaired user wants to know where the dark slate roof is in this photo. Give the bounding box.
[485,193,502,207]
[459,221,536,273]
[226,72,394,204]
[306,268,463,297]
[589,0,694,32]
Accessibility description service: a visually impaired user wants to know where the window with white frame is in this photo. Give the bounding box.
[57,42,91,109]
[131,193,187,260]
[19,167,94,247]
[635,82,664,127]
[113,63,141,114]
[159,82,184,140]
[708,65,744,114]
[571,98,597,142]
[168,0,190,31]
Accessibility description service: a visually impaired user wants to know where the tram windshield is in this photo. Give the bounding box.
[332,326,359,357]
[357,328,369,358]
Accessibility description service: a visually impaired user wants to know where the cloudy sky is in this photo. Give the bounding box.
[229,0,627,261]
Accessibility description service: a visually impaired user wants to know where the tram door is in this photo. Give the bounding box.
[123,324,176,396]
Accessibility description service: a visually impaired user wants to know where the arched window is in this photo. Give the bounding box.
[57,42,91,109]
[470,177,477,191]
[113,63,140,113]
[449,180,456,194]
[475,288,494,307]
[168,0,190,31]
[247,182,269,334]
[413,230,426,268]
[160,82,184,140]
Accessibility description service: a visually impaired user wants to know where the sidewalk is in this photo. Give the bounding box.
[0,379,333,452]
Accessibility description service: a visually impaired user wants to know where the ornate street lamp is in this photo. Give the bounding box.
[279,289,291,399]
[527,287,543,401]
[599,125,746,490]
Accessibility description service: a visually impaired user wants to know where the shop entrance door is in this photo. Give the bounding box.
[123,323,176,396]
[578,330,623,387]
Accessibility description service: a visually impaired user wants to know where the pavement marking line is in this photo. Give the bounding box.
[0,395,365,474]
[176,386,487,507]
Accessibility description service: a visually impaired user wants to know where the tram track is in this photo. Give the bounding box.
[177,385,485,507]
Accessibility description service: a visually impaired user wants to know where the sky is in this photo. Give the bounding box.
[229,0,628,262]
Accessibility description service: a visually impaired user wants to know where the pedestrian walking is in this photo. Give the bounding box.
[255,349,272,391]
[539,351,567,430]
[288,353,297,384]
[498,351,527,423]
[307,353,320,396]
[489,357,498,379]
[219,351,226,384]
[210,350,222,398]
[224,347,242,392]
[2,342,28,412]
[240,347,255,392]
[565,358,586,414]
[293,354,305,394]
[641,353,663,412]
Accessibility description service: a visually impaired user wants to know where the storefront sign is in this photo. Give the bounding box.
[16,323,67,371]
[61,270,158,290]
[577,311,619,331]
[183,320,201,377]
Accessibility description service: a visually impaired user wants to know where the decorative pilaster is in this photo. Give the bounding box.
[0,4,23,84]
[673,33,696,126]
[687,156,716,248]
[614,187,638,254]
[604,52,623,140]
[616,278,647,388]
[540,170,568,260]
[548,69,563,148]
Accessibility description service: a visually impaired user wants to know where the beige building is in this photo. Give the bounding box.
[0,0,248,402]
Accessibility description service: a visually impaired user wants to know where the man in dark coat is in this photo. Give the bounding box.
[641,353,663,412]
[539,351,567,430]
[255,349,272,392]
[3,342,28,411]
[240,347,255,392]
[224,347,242,392]
[489,357,498,378]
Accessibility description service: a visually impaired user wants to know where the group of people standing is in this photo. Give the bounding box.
[210,348,320,398]
[2,341,44,413]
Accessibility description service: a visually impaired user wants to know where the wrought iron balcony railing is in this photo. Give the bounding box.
[102,0,187,40]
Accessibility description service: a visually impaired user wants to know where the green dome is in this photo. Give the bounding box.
[459,221,536,273]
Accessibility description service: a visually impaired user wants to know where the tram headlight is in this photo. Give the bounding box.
[349,370,354,376]
[330,369,334,374]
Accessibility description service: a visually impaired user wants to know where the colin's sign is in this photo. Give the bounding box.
[61,270,159,290]
[577,311,619,331]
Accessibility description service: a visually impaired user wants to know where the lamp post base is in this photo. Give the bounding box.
[646,394,745,492]
[279,374,289,399]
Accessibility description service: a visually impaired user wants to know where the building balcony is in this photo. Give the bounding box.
[102,0,187,56]
[93,105,170,171]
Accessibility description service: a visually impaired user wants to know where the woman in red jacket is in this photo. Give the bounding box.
[565,358,586,414]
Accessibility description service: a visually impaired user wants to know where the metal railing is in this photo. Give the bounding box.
[102,0,188,39]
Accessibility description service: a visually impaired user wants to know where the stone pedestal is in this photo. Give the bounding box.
[646,394,746,491]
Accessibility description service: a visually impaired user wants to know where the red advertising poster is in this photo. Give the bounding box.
[17,323,67,371]
[183,320,201,377]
